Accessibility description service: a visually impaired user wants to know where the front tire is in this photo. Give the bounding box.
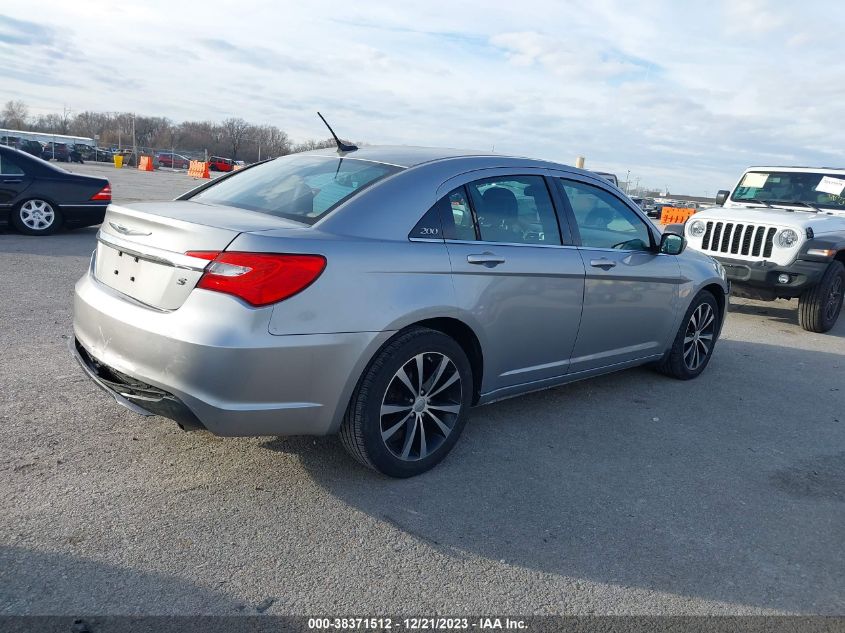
[656,290,720,380]
[340,327,473,477]
[799,260,844,333]
[12,199,62,235]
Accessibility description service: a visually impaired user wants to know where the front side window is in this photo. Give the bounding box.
[190,155,401,224]
[731,171,845,210]
[465,176,561,245]
[560,179,652,251]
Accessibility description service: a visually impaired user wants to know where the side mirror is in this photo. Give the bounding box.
[659,232,686,255]
[714,190,730,206]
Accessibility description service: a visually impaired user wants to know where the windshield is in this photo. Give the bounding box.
[190,154,401,224]
[731,171,845,210]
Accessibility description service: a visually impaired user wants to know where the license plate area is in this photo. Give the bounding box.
[94,243,202,310]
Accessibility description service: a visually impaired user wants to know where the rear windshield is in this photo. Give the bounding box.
[189,154,400,225]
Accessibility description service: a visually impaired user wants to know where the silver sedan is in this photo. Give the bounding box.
[73,146,729,477]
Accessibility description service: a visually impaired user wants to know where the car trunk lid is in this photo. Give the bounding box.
[94,201,306,310]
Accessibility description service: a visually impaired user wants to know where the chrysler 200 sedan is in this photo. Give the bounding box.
[72,146,729,477]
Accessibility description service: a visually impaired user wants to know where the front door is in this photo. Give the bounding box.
[556,177,682,373]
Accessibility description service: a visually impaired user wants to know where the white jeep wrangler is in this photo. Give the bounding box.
[683,166,845,332]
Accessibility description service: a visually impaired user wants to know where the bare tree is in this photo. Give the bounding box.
[253,124,292,160]
[292,138,337,153]
[1,100,29,129]
[1,101,364,162]
[222,117,250,160]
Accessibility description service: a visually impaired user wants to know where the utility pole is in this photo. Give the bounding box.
[625,169,631,193]
[131,113,137,167]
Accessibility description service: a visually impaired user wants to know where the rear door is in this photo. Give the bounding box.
[555,177,681,373]
[0,152,32,207]
[438,172,586,392]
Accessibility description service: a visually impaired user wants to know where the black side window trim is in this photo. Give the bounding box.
[455,184,481,241]
[554,177,657,250]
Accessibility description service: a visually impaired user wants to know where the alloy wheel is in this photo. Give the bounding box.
[683,302,716,371]
[19,200,55,231]
[825,275,843,323]
[380,352,462,461]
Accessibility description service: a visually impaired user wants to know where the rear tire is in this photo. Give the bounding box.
[799,260,844,333]
[340,327,473,477]
[656,290,720,380]
[12,199,62,236]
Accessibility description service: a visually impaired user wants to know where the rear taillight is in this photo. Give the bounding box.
[91,184,112,201]
[185,251,326,307]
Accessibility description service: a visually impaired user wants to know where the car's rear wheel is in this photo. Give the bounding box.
[13,199,62,235]
[656,290,720,380]
[340,327,473,477]
[798,260,844,333]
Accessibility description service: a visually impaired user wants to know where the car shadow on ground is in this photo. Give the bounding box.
[0,545,238,615]
[264,339,845,613]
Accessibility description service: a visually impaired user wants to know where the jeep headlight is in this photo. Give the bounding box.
[777,228,799,248]
[688,220,706,238]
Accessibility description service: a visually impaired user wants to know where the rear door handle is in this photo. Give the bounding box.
[467,252,505,267]
[2,179,22,183]
[590,258,617,269]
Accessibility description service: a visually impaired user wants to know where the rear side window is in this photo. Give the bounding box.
[466,176,561,245]
[0,155,24,175]
[190,155,401,224]
[412,187,476,241]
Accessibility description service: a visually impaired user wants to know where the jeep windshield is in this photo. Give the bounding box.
[731,171,845,211]
[189,154,401,224]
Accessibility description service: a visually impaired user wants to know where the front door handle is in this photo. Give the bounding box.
[2,179,22,184]
[590,258,617,269]
[467,252,505,267]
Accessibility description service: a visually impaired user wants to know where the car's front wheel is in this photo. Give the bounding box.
[12,199,62,235]
[656,290,720,380]
[798,260,844,333]
[340,327,473,477]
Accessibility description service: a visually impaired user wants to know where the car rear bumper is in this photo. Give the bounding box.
[62,203,108,228]
[714,255,828,299]
[73,268,391,436]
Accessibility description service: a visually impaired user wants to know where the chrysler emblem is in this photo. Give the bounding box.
[109,222,151,236]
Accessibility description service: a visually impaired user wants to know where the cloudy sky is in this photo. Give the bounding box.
[1,0,842,194]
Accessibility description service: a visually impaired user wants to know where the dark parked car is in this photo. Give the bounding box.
[43,142,71,162]
[1,137,44,159]
[0,146,111,235]
[19,139,44,159]
[156,153,190,169]
[92,147,115,162]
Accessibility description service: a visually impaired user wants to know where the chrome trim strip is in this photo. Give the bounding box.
[444,239,578,250]
[96,230,209,271]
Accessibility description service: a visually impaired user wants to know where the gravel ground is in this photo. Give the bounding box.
[0,170,843,616]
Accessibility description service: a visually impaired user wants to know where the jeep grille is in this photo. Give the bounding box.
[700,221,777,259]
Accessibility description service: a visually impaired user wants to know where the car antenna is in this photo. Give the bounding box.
[317,112,358,153]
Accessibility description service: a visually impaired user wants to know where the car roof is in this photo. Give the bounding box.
[297,144,598,176]
[745,166,845,173]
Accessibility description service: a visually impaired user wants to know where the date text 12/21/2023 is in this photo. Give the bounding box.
[307,617,527,630]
